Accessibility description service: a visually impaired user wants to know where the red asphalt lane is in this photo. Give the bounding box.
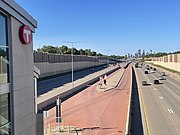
[61,65,132,135]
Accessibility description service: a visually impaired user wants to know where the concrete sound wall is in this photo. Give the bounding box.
[147,54,180,72]
[151,61,180,72]
[35,62,105,78]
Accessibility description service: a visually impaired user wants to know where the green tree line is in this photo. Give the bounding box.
[37,45,125,59]
[37,45,103,56]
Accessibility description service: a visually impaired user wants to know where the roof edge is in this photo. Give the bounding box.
[2,0,37,28]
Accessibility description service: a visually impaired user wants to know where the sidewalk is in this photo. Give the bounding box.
[96,68,125,92]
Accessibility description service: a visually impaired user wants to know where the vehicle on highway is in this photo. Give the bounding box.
[150,70,155,73]
[142,81,148,86]
[153,68,156,70]
[135,63,138,68]
[158,76,165,80]
[154,79,160,84]
[144,70,148,74]
[161,72,166,76]
[91,68,95,71]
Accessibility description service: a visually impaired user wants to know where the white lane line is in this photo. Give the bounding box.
[159,96,163,99]
[170,109,174,113]
[167,108,174,114]
[154,88,157,91]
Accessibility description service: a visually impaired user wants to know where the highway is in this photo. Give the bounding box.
[135,66,180,135]
[37,65,107,95]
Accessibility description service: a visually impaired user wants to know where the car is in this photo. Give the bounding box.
[150,70,155,73]
[153,68,156,71]
[91,68,95,71]
[154,79,160,84]
[144,70,148,74]
[142,81,148,86]
[161,72,166,76]
[158,76,165,80]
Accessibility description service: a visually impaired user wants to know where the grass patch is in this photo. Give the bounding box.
[151,63,180,75]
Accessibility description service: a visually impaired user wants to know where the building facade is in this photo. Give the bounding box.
[0,0,37,135]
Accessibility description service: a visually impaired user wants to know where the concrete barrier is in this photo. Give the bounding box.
[35,62,105,78]
[125,66,133,135]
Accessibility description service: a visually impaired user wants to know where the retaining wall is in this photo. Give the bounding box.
[35,62,105,78]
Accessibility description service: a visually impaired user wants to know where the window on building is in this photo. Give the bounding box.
[0,13,9,85]
[0,12,11,135]
[0,93,10,135]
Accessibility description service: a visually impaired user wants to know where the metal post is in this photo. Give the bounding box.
[71,43,74,88]
[58,101,60,132]
[56,97,61,132]
[34,77,37,114]
[62,41,80,88]
[0,56,2,82]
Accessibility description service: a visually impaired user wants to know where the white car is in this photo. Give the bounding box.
[150,70,155,73]
[158,76,165,80]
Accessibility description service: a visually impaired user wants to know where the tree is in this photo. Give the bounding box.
[91,51,97,56]
[97,53,103,56]
[39,45,58,53]
[0,48,6,57]
[72,48,80,55]
[85,49,91,56]
[79,49,86,55]
[58,45,68,54]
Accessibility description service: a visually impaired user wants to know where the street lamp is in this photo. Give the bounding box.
[63,41,80,88]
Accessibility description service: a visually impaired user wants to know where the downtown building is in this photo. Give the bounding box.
[0,0,37,135]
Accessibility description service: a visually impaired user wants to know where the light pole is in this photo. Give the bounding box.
[63,41,80,88]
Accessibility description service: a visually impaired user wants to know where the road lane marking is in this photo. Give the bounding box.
[154,88,157,91]
[167,108,174,114]
[159,96,163,99]
[136,68,151,135]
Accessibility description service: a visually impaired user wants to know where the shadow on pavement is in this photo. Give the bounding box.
[131,68,143,135]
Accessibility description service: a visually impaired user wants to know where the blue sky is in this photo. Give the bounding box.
[15,0,180,56]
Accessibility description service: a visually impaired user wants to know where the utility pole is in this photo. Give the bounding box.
[63,41,80,88]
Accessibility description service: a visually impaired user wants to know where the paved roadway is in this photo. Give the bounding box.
[37,65,107,95]
[135,66,180,135]
[61,65,132,135]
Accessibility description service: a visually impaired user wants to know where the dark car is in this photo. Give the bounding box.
[142,81,147,86]
[144,71,148,74]
[153,68,156,71]
[135,63,138,68]
[154,80,160,84]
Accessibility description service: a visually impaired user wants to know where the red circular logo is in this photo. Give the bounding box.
[19,25,32,45]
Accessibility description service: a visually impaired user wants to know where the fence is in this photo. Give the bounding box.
[147,54,180,73]
[33,51,107,63]
[152,54,180,63]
